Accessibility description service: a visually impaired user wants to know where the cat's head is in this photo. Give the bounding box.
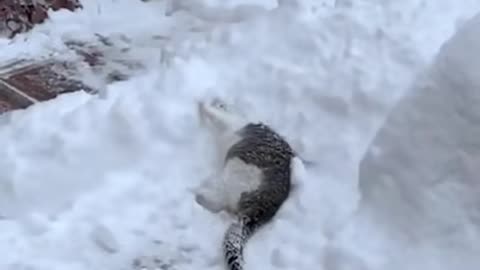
[198,97,248,133]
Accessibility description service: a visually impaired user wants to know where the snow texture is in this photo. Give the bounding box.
[0,0,478,270]
[357,12,480,270]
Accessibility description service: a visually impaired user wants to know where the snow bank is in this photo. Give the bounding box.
[357,11,480,270]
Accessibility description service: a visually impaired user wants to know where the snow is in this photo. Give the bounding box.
[0,0,478,270]
[357,12,480,270]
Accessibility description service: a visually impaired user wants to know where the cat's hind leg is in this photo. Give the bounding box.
[193,173,227,213]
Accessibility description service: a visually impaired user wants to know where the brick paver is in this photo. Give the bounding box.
[0,39,143,115]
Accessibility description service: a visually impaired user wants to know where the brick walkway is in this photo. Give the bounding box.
[0,59,95,114]
[0,2,150,115]
[0,38,144,115]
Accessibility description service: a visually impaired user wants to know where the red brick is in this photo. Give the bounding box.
[0,80,34,113]
[3,62,95,102]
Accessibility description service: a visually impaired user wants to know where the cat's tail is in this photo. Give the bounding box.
[222,215,257,270]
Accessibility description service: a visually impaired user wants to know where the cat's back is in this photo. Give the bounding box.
[226,122,294,170]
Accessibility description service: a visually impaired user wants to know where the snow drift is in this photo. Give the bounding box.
[357,11,480,270]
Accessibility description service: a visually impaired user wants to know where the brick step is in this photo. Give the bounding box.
[0,35,146,115]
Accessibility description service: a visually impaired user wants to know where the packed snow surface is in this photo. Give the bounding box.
[0,0,479,270]
[357,12,480,270]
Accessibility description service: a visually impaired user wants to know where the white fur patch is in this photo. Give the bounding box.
[195,157,263,214]
[198,100,248,134]
[197,98,247,169]
[195,98,262,213]
[221,157,263,213]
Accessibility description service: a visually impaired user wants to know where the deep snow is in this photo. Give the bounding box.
[356,12,480,270]
[0,0,478,270]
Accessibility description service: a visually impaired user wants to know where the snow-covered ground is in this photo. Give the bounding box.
[0,0,479,269]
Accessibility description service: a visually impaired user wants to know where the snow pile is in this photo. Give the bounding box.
[355,12,480,270]
[0,0,478,270]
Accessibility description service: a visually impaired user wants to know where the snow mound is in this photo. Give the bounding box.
[357,11,480,270]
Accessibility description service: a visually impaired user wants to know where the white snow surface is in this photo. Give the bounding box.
[0,0,478,269]
[356,12,480,270]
